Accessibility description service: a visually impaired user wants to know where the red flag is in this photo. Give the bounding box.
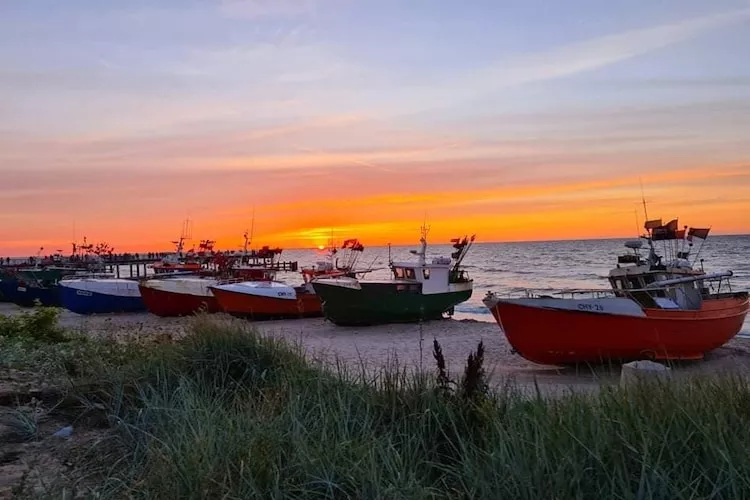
[675,229,686,239]
[687,227,710,241]
[644,219,662,230]
[664,219,678,231]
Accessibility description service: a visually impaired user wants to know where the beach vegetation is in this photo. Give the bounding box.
[2,315,750,498]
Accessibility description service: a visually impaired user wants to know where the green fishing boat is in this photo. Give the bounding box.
[312,228,475,326]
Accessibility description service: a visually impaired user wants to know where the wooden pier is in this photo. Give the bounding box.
[1,254,299,279]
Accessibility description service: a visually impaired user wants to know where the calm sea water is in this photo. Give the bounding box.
[274,235,750,338]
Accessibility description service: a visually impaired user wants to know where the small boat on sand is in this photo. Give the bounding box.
[59,276,145,314]
[139,277,221,317]
[483,221,749,364]
[211,239,367,320]
[312,228,474,326]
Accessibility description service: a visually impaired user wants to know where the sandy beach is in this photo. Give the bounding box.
[4,302,750,395]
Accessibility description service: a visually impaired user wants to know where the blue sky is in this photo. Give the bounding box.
[1,0,749,252]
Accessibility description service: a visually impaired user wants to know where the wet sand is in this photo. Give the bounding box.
[3,303,750,395]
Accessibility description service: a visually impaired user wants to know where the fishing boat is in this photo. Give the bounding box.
[483,220,749,365]
[10,242,114,307]
[0,267,20,302]
[211,238,366,319]
[59,275,145,315]
[12,264,92,307]
[140,227,295,317]
[311,228,475,326]
[151,238,203,274]
[138,277,221,317]
[151,221,208,274]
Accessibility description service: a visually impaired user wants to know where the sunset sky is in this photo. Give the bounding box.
[2,0,750,255]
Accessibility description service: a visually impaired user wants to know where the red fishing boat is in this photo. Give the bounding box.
[141,229,293,317]
[483,220,749,365]
[151,222,207,274]
[139,277,220,317]
[211,238,366,319]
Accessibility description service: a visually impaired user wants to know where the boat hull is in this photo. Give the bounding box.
[0,278,19,302]
[312,281,473,326]
[12,284,61,307]
[139,282,219,317]
[484,293,750,365]
[59,284,145,315]
[211,286,322,319]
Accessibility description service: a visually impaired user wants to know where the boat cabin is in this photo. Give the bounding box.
[390,256,468,295]
[609,240,713,310]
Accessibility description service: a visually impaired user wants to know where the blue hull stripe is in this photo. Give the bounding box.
[60,286,146,314]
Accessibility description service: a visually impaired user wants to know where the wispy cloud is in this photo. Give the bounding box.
[482,7,750,88]
[359,7,750,116]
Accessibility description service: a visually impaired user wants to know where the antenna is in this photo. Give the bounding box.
[249,206,256,244]
[692,225,713,266]
[633,208,640,238]
[639,177,649,223]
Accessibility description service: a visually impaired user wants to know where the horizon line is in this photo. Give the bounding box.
[3,232,748,258]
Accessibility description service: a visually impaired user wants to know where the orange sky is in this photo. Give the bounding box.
[2,2,750,256]
[2,157,748,256]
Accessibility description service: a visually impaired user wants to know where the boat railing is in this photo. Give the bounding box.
[487,271,735,301]
[60,272,117,281]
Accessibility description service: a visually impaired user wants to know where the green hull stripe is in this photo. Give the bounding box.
[312,281,472,326]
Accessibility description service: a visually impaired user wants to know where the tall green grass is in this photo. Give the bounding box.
[61,319,750,498]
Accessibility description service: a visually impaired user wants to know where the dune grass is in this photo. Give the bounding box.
[50,318,748,499]
[3,309,750,498]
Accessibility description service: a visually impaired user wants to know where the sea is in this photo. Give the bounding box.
[274,235,750,338]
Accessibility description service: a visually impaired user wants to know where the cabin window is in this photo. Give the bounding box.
[627,277,641,289]
[394,268,405,279]
[423,268,431,279]
[405,268,416,280]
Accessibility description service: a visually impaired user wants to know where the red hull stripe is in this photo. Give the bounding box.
[487,296,749,365]
[212,287,321,317]
[139,285,219,317]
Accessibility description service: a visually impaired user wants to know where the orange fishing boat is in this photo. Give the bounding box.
[151,222,208,274]
[483,220,749,365]
[211,238,367,319]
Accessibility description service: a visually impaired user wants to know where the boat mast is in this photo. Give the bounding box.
[691,225,712,267]
[639,179,659,265]
[416,223,429,267]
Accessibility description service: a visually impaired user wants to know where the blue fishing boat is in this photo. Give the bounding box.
[59,277,145,314]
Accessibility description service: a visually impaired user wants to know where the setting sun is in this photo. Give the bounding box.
[317,245,326,250]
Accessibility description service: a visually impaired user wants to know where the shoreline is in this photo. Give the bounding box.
[3,303,750,395]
